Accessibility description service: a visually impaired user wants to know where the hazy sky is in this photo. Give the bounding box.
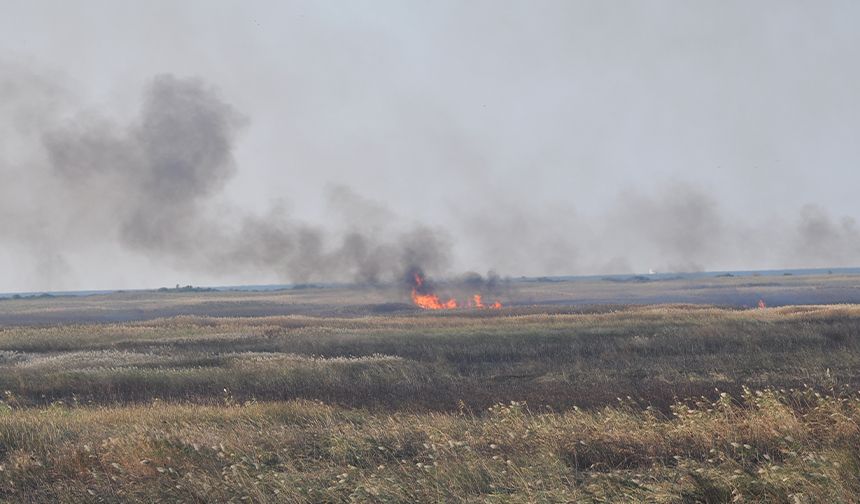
[1,1,859,292]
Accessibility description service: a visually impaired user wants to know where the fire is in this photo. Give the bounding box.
[411,272,459,309]
[472,294,485,308]
[410,271,503,310]
[411,291,459,310]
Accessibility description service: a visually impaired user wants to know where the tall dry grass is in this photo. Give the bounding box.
[0,304,858,500]
[0,388,857,502]
[0,305,857,410]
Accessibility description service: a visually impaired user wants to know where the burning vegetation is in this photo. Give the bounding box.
[409,269,502,310]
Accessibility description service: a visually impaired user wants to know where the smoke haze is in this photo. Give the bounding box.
[6,72,454,289]
[1,2,859,291]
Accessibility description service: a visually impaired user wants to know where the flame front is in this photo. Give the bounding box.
[410,272,502,310]
[411,272,459,309]
[411,290,459,310]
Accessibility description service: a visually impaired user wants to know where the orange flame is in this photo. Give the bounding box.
[411,290,459,310]
[472,294,485,308]
[410,272,502,310]
[411,273,458,310]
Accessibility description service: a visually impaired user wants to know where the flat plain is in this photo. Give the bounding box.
[1,274,859,502]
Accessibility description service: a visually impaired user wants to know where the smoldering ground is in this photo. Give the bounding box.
[1,68,859,291]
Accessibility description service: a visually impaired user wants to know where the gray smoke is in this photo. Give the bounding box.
[44,75,243,257]
[4,71,453,287]
[461,183,860,276]
[2,68,859,291]
[792,205,860,268]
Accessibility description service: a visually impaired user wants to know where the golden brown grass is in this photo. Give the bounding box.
[0,302,859,501]
[0,388,858,502]
[0,305,858,410]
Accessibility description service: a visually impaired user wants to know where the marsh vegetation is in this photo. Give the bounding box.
[0,289,859,502]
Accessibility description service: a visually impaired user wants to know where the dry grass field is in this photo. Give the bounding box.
[1,277,859,502]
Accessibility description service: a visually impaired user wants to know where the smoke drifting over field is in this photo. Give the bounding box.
[1,68,859,290]
[2,71,453,288]
[461,185,860,278]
